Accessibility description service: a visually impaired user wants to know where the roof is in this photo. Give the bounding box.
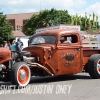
[33,29,79,37]
[36,24,80,34]
[6,12,39,20]
[12,31,26,37]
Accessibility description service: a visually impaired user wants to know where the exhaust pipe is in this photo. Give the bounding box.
[27,62,54,76]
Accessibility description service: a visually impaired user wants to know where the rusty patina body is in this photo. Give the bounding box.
[23,29,97,76]
[0,48,11,64]
[1,28,100,86]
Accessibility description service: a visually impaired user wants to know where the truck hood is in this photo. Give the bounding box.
[23,44,56,65]
[23,44,56,52]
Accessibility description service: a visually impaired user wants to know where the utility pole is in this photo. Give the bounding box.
[40,0,41,11]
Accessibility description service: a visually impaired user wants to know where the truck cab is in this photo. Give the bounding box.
[23,29,83,76]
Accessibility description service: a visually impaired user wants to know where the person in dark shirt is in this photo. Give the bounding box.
[16,38,22,52]
[20,41,24,50]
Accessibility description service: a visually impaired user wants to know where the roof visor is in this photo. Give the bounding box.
[36,24,80,34]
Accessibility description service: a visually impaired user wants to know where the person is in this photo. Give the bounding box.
[7,41,11,50]
[28,36,32,46]
[0,44,3,47]
[20,41,24,50]
[11,40,16,51]
[4,41,10,49]
[16,38,22,52]
[60,37,71,44]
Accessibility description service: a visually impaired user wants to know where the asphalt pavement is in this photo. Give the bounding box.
[0,73,100,100]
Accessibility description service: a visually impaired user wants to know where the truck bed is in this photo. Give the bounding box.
[82,40,100,66]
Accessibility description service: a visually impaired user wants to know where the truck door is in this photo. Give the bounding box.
[57,34,82,75]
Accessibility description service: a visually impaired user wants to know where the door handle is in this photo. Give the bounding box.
[75,48,80,51]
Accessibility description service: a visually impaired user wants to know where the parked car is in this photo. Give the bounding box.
[1,25,100,87]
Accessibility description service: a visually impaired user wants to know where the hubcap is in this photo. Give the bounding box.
[20,70,26,80]
[17,66,30,85]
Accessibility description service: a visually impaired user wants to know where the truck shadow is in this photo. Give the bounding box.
[30,73,91,84]
[0,73,91,90]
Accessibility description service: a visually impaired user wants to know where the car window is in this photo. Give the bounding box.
[60,35,78,44]
[31,36,56,44]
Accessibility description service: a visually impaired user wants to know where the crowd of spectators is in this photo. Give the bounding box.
[0,38,24,52]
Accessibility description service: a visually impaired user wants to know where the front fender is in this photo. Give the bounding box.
[0,48,11,63]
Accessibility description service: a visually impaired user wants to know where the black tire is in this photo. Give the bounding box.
[88,54,100,79]
[10,62,31,87]
[4,72,11,82]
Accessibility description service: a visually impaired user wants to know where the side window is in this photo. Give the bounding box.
[60,35,78,44]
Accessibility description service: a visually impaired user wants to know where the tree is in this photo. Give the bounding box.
[24,9,100,34]
[0,12,13,44]
[24,8,71,35]
[70,12,100,31]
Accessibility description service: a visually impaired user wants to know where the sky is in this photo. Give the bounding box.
[0,0,100,21]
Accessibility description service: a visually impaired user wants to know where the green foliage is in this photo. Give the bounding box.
[0,12,13,44]
[24,8,100,35]
[71,13,100,31]
[24,8,71,35]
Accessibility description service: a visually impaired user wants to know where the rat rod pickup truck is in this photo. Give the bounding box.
[0,25,100,87]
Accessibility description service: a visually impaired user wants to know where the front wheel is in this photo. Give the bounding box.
[10,62,31,87]
[88,54,100,79]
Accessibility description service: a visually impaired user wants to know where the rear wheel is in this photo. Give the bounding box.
[10,62,31,87]
[88,54,100,79]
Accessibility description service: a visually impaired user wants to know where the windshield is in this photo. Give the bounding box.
[31,35,56,44]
